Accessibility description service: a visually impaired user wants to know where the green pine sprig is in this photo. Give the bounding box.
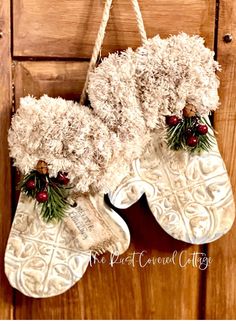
[166,116,215,154]
[41,180,69,222]
[21,170,71,222]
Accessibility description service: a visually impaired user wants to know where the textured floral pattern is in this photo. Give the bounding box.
[5,194,130,297]
[109,129,235,244]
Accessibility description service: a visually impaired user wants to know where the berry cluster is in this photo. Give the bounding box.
[21,162,71,222]
[25,172,70,203]
[165,113,213,153]
[166,115,208,148]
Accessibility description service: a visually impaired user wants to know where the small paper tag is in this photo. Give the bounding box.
[64,195,123,254]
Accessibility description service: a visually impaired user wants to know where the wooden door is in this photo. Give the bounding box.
[0,0,235,319]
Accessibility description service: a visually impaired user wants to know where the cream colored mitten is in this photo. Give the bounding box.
[88,33,235,244]
[5,95,133,297]
[5,192,129,298]
[110,133,235,244]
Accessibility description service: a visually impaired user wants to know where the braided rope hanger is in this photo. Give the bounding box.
[80,0,147,105]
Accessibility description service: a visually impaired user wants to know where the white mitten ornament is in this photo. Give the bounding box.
[88,32,235,244]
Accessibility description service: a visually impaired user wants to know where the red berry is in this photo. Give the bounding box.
[26,179,36,190]
[186,135,198,147]
[197,124,208,135]
[36,191,48,203]
[166,115,180,127]
[57,172,70,185]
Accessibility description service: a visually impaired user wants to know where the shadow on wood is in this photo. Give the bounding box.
[105,194,191,253]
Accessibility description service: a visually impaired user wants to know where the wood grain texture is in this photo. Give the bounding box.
[12,63,204,319]
[13,61,89,107]
[13,0,216,58]
[205,0,236,319]
[0,0,13,320]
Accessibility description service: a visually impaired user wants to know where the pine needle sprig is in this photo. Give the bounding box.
[21,170,72,222]
[167,121,186,151]
[166,115,215,154]
[40,179,70,222]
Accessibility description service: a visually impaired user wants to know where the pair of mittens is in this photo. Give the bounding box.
[6,33,235,299]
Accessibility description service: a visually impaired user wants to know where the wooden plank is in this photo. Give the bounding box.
[13,0,216,58]
[0,0,14,320]
[205,0,236,319]
[12,62,204,319]
[14,61,89,107]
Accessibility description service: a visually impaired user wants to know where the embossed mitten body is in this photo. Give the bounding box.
[5,193,130,297]
[110,131,235,244]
